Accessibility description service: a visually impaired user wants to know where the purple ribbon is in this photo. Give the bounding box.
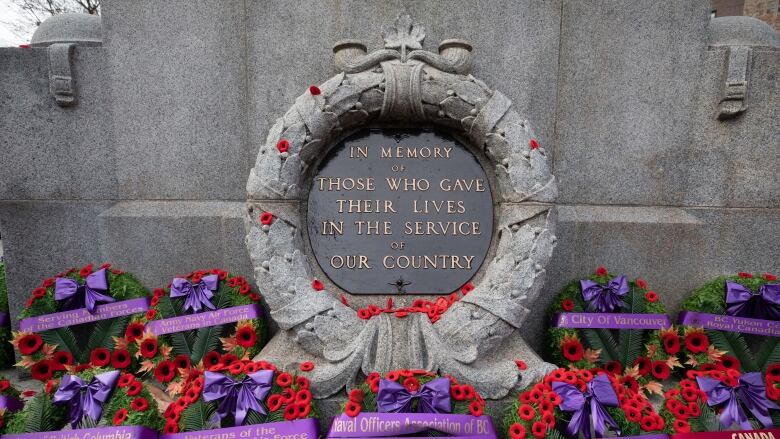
[1,426,158,439]
[55,269,114,314]
[376,377,451,414]
[551,312,671,329]
[170,275,219,313]
[580,275,629,313]
[202,370,274,426]
[52,370,119,428]
[161,419,320,439]
[552,374,620,439]
[696,372,779,430]
[327,413,496,438]
[0,312,9,327]
[0,395,24,413]
[726,281,780,320]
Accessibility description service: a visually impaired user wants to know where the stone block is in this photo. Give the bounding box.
[0,47,116,200]
[101,0,249,200]
[245,0,562,162]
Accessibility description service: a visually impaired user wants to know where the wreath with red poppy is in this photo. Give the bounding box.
[339,369,486,418]
[658,365,780,433]
[11,264,150,381]
[135,268,265,388]
[503,366,666,439]
[0,374,22,434]
[547,266,668,371]
[673,273,780,374]
[3,367,162,434]
[163,359,317,433]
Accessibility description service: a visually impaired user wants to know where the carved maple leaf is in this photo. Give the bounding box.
[382,14,425,58]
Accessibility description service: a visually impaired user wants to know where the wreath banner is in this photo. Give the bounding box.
[671,429,780,439]
[146,303,262,335]
[328,369,495,438]
[18,297,150,332]
[2,426,157,439]
[160,419,319,439]
[552,313,671,330]
[678,311,780,337]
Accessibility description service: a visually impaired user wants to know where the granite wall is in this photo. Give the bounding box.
[0,0,777,356]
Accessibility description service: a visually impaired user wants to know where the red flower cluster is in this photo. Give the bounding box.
[509,367,663,439]
[354,283,474,323]
[560,336,584,362]
[164,360,312,433]
[346,369,485,418]
[112,373,151,426]
[684,328,709,353]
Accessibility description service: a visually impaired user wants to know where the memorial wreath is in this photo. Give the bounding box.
[547,266,669,371]
[161,359,318,437]
[3,367,163,434]
[135,268,265,388]
[12,264,151,381]
[0,374,23,434]
[674,272,780,374]
[503,366,666,439]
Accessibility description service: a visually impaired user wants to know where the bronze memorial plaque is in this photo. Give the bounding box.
[307,128,494,295]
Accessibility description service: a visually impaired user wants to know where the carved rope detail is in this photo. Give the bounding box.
[245,20,558,398]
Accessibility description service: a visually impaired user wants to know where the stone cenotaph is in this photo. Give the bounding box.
[245,15,557,411]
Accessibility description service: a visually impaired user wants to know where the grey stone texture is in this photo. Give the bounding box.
[0,0,777,407]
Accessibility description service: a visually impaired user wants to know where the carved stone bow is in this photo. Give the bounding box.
[552,374,621,439]
[55,268,114,314]
[725,281,780,320]
[376,377,451,414]
[170,275,219,313]
[202,370,274,426]
[697,372,779,430]
[580,275,629,313]
[53,370,120,428]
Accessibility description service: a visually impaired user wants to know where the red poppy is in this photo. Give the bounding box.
[153,288,165,298]
[79,264,94,277]
[296,376,310,389]
[295,402,311,418]
[283,403,297,421]
[90,348,111,367]
[531,421,547,439]
[636,278,648,289]
[402,377,420,392]
[112,408,128,426]
[139,338,158,358]
[645,291,658,302]
[21,390,36,397]
[348,389,363,403]
[662,333,681,354]
[311,280,324,291]
[145,309,157,320]
[596,266,608,277]
[221,353,239,366]
[203,351,221,367]
[309,85,321,96]
[0,380,9,392]
[561,339,584,362]
[717,355,740,370]
[235,326,257,348]
[173,354,191,371]
[125,323,145,342]
[18,333,43,355]
[650,361,670,380]
[469,400,483,416]
[260,212,274,225]
[239,284,251,295]
[508,423,526,439]
[561,299,574,311]
[673,419,690,433]
[163,420,179,434]
[277,372,293,387]
[764,273,778,281]
[32,287,47,298]
[640,416,657,431]
[249,293,260,301]
[738,272,753,278]
[518,404,536,421]
[228,362,244,375]
[515,359,528,371]
[633,357,652,376]
[111,349,131,369]
[357,309,371,320]
[118,374,135,388]
[685,331,709,353]
[604,361,622,375]
[461,282,475,294]
[131,397,149,412]
[275,139,291,154]
[344,401,361,417]
[529,139,540,150]
[42,278,55,287]
[155,361,176,383]
[625,406,642,422]
[299,361,314,372]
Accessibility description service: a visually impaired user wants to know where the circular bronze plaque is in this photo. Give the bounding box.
[307,128,494,295]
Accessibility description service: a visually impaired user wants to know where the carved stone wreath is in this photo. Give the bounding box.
[245,15,558,399]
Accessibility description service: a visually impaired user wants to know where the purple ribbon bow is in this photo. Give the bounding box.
[170,275,219,313]
[52,370,120,428]
[202,370,274,426]
[725,281,780,320]
[697,372,779,429]
[55,268,114,314]
[376,377,451,414]
[580,275,629,313]
[552,374,621,439]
